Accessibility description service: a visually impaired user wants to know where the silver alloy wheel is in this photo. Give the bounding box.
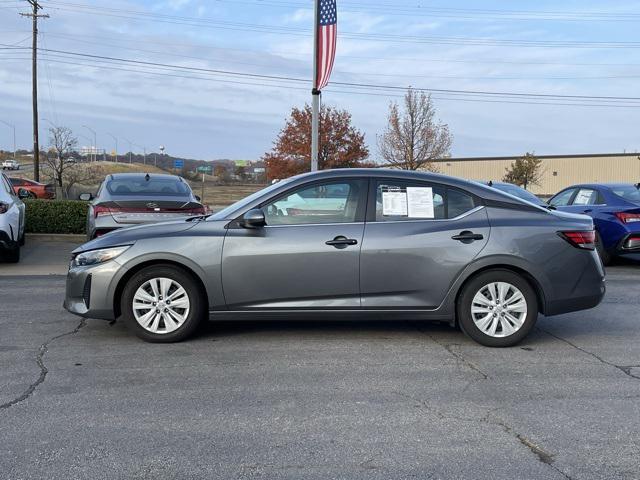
[132,277,190,334]
[471,282,528,338]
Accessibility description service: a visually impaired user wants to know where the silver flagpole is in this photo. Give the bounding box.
[311,0,320,172]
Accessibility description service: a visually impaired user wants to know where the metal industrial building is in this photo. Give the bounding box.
[433,152,640,195]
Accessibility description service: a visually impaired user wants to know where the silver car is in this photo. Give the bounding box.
[64,169,605,347]
[81,173,206,239]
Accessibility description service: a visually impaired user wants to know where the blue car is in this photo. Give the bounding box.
[549,183,640,264]
[481,181,547,207]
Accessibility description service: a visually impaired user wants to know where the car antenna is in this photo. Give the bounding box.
[488,180,493,187]
[635,182,640,190]
[145,173,150,181]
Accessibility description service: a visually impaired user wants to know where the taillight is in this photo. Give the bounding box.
[559,230,596,250]
[615,212,640,224]
[93,205,111,218]
[184,206,207,215]
[0,202,8,214]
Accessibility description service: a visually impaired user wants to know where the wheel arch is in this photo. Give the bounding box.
[452,264,547,325]
[113,259,209,318]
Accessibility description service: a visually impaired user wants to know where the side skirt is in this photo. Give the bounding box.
[208,309,452,322]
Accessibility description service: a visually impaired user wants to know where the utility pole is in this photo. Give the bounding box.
[20,1,48,182]
[107,133,118,162]
[82,125,96,162]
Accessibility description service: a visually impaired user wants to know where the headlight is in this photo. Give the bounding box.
[71,245,130,268]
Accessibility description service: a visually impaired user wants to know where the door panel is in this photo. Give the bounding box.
[361,208,490,309]
[222,224,364,309]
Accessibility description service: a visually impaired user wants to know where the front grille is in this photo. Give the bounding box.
[82,274,92,308]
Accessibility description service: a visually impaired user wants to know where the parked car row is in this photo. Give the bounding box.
[8,177,55,199]
[0,172,29,262]
[1,159,20,170]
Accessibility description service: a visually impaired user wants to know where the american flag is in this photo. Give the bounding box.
[315,0,337,91]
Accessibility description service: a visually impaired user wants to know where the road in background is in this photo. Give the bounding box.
[0,260,639,479]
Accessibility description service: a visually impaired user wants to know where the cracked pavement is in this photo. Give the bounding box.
[1,261,639,479]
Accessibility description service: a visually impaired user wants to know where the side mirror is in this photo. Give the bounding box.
[17,188,30,199]
[241,209,266,229]
[195,195,201,202]
[79,193,93,201]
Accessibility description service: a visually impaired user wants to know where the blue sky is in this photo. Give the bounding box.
[1,0,640,160]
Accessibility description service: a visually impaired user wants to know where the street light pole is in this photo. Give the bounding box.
[82,125,96,162]
[0,120,16,160]
[124,138,133,163]
[107,133,118,162]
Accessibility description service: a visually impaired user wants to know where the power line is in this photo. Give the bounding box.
[4,46,639,107]
[44,2,640,49]
[40,31,640,69]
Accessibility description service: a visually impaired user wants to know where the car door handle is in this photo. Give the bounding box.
[451,231,484,242]
[326,236,358,248]
[583,209,593,213]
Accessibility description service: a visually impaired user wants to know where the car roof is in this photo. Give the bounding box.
[561,183,637,190]
[276,168,547,207]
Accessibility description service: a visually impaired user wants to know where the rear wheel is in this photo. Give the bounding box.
[121,265,205,342]
[595,231,612,266]
[457,270,538,347]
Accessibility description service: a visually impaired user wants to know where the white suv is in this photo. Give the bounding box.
[0,172,27,262]
[1,159,20,170]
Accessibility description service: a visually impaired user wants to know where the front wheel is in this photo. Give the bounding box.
[121,265,205,342]
[457,270,538,347]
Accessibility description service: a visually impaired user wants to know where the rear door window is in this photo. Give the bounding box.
[572,189,602,206]
[374,180,476,222]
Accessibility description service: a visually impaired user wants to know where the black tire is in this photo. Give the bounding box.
[27,191,37,199]
[18,231,25,246]
[121,265,206,343]
[457,269,539,347]
[595,231,612,266]
[5,244,20,263]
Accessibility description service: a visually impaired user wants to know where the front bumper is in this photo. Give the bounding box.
[0,230,17,250]
[63,259,126,320]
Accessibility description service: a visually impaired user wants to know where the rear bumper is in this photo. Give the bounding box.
[545,250,606,316]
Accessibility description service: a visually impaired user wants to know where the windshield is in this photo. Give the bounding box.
[106,177,191,196]
[210,177,296,220]
[610,185,640,203]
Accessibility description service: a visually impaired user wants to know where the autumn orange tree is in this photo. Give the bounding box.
[263,104,370,180]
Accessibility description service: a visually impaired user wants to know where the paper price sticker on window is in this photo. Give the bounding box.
[382,187,407,216]
[407,187,435,218]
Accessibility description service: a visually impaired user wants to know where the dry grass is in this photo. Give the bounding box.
[189,182,266,209]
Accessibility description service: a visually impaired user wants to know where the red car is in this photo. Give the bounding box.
[9,177,55,199]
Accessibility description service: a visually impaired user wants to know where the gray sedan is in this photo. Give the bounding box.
[81,173,206,239]
[64,169,605,347]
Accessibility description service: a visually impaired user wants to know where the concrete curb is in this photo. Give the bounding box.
[27,233,86,243]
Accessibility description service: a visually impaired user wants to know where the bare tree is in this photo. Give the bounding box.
[62,164,105,199]
[46,126,78,192]
[378,89,452,171]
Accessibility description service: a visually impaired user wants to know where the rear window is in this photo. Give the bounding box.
[106,177,191,196]
[610,185,640,203]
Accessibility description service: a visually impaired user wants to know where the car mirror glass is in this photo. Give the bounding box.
[17,188,30,199]
[79,193,93,201]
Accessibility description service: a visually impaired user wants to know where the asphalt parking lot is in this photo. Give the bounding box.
[1,240,639,479]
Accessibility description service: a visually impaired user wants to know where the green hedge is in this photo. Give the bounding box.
[24,199,89,234]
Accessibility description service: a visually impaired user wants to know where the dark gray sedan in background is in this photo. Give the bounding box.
[81,173,206,239]
[65,169,605,347]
